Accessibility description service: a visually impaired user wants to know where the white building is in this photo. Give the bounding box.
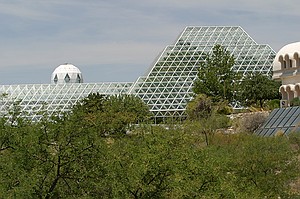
[273,42,300,105]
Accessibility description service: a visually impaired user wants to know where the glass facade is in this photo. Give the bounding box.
[0,83,132,121]
[0,26,276,121]
[129,26,276,119]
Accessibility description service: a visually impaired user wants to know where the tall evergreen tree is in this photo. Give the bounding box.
[193,44,238,102]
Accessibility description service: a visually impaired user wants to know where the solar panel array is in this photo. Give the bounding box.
[256,107,300,136]
[130,26,276,120]
[0,26,276,121]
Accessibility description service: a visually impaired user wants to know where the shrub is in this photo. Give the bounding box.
[291,98,300,107]
[186,94,212,120]
[214,100,233,115]
[236,112,268,134]
[266,99,280,110]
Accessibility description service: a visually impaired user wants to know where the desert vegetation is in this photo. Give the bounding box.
[0,45,291,198]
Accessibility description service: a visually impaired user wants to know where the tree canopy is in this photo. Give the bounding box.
[185,94,232,145]
[193,44,238,102]
[0,114,299,198]
[0,93,299,198]
[237,73,281,108]
[71,93,151,136]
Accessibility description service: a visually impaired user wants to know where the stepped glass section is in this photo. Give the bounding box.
[129,26,276,120]
[0,83,132,121]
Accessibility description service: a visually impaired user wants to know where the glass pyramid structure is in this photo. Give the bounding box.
[0,26,276,121]
[129,26,276,120]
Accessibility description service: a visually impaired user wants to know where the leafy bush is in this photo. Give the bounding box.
[266,99,280,110]
[291,98,300,107]
[214,100,233,115]
[71,93,151,136]
[186,94,212,120]
[0,114,299,198]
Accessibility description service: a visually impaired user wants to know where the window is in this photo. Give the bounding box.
[76,74,81,83]
[54,74,58,84]
[279,55,285,69]
[284,54,290,68]
[64,74,70,83]
[283,60,287,69]
[294,52,300,67]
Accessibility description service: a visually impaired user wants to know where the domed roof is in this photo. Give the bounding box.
[53,63,82,74]
[273,42,300,72]
[51,63,83,84]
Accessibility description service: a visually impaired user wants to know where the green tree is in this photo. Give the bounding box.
[0,111,110,198]
[228,135,298,198]
[72,92,107,114]
[71,93,151,136]
[185,94,231,145]
[185,94,212,120]
[106,128,176,198]
[237,73,281,108]
[0,98,299,198]
[193,44,238,102]
[103,94,151,124]
[186,94,233,120]
[0,113,299,198]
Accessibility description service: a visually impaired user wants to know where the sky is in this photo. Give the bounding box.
[0,0,299,85]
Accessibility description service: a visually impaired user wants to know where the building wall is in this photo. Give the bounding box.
[273,42,300,104]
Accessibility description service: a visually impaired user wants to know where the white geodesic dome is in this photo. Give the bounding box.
[51,63,83,84]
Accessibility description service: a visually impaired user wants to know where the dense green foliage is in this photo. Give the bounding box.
[193,44,238,103]
[0,94,299,198]
[71,93,151,136]
[193,45,281,110]
[185,94,212,120]
[237,73,281,108]
[290,98,300,107]
[186,94,233,120]
[185,94,232,145]
[0,118,299,198]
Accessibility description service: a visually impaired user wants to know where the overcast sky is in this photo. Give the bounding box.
[0,0,298,85]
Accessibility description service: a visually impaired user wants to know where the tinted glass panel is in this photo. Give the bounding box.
[265,118,277,128]
[265,128,276,136]
[278,117,290,127]
[272,117,285,127]
[285,116,298,126]
[291,117,300,126]
[256,107,300,136]
[287,107,298,116]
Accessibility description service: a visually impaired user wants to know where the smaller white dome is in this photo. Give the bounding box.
[51,63,83,84]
